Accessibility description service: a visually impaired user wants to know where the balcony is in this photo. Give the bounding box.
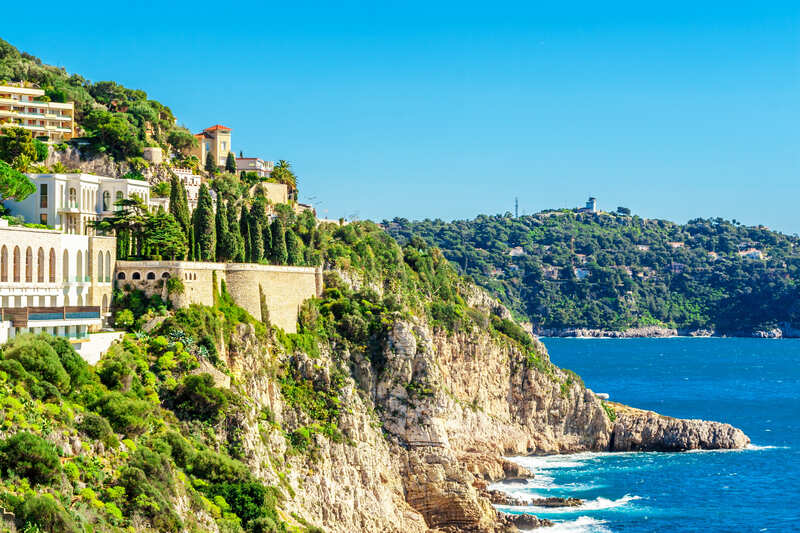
[0,306,101,327]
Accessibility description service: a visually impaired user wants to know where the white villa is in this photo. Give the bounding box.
[0,171,157,348]
[3,173,154,235]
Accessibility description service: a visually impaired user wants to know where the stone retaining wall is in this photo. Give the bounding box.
[115,261,322,333]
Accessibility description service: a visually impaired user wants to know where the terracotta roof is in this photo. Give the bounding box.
[203,124,231,132]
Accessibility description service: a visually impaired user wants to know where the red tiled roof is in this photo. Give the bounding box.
[203,124,231,132]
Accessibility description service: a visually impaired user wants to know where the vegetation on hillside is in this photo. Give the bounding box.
[387,211,800,334]
[0,38,196,161]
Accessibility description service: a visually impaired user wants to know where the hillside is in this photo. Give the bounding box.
[386,211,800,336]
[0,219,748,532]
[0,38,196,163]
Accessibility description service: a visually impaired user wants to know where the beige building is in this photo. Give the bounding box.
[236,157,273,177]
[115,261,322,333]
[191,125,232,168]
[0,84,75,142]
[0,219,114,347]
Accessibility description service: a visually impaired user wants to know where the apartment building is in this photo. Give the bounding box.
[173,168,203,210]
[0,84,75,142]
[191,124,232,168]
[236,157,273,178]
[0,219,114,347]
[3,173,153,235]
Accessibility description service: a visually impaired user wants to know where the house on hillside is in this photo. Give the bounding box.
[191,124,232,168]
[738,248,765,260]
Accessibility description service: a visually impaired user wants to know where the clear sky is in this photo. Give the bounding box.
[4,2,799,231]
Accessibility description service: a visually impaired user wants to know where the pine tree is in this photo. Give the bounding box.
[146,212,188,260]
[271,218,288,265]
[225,151,236,173]
[193,184,216,261]
[286,228,303,266]
[205,151,217,174]
[239,207,251,262]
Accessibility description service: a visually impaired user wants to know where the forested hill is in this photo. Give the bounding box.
[385,210,800,335]
[0,38,196,161]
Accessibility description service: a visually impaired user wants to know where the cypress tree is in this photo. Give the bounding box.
[262,216,272,260]
[193,184,216,261]
[271,218,288,265]
[169,175,190,236]
[205,151,217,174]
[225,151,236,173]
[249,216,264,263]
[239,207,251,262]
[215,199,233,261]
[286,228,303,266]
[226,201,243,262]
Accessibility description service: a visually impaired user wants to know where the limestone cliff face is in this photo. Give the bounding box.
[215,283,748,532]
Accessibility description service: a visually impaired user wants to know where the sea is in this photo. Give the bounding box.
[491,338,800,532]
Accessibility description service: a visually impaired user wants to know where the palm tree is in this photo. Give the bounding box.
[273,159,297,196]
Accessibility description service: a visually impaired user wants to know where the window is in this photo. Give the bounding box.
[25,247,32,282]
[69,187,76,207]
[115,191,123,211]
[117,272,126,280]
[49,248,56,282]
[146,272,156,280]
[37,248,44,282]
[39,213,47,225]
[103,191,110,211]
[12,247,20,282]
[132,272,141,280]
[40,183,48,208]
[0,246,7,282]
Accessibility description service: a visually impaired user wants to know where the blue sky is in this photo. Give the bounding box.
[4,2,799,231]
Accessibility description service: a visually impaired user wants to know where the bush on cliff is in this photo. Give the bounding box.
[0,432,61,485]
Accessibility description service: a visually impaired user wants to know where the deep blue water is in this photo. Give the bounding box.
[492,338,800,532]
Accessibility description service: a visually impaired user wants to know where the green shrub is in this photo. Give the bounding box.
[94,392,151,435]
[0,432,61,485]
[170,373,229,422]
[3,336,70,393]
[190,449,250,484]
[114,309,134,329]
[42,334,94,389]
[78,412,118,448]
[17,495,79,533]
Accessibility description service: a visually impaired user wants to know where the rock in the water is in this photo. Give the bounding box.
[500,512,554,529]
[611,404,750,451]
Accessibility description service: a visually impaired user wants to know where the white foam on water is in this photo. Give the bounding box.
[497,494,641,515]
[525,516,612,533]
[746,444,788,451]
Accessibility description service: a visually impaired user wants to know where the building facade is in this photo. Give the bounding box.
[0,85,75,142]
[191,125,232,168]
[3,173,153,235]
[173,168,203,210]
[0,220,114,347]
[236,157,273,177]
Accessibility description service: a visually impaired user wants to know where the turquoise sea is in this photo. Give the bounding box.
[492,338,800,532]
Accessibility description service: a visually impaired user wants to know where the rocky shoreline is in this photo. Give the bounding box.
[538,325,800,338]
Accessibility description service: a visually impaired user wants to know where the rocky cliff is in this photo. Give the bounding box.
[215,274,749,533]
